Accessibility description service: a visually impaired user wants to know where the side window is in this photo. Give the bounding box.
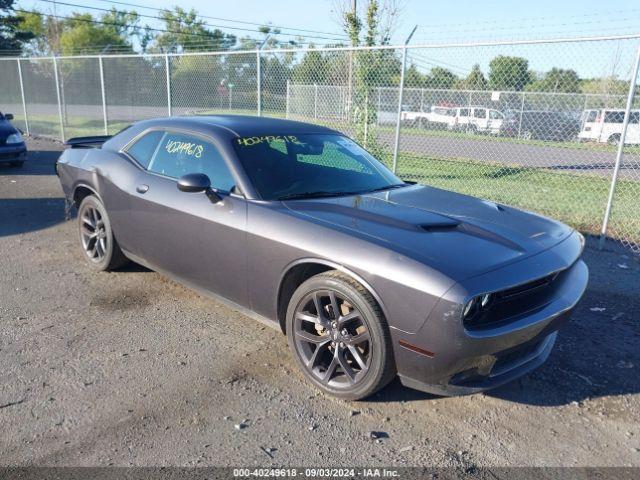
[630,112,640,124]
[604,111,625,124]
[148,132,236,192]
[473,108,486,119]
[126,130,164,168]
[489,110,503,120]
[585,110,598,122]
[459,108,469,117]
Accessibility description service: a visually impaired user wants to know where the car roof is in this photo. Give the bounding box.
[136,115,341,138]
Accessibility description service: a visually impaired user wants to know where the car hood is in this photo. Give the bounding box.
[284,184,574,281]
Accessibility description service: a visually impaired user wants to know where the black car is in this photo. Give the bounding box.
[502,111,581,141]
[0,112,27,167]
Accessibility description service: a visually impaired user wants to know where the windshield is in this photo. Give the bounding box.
[233,134,403,200]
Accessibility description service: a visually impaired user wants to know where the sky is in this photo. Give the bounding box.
[20,0,640,78]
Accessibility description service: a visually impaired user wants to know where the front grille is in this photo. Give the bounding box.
[464,268,568,331]
[497,273,558,299]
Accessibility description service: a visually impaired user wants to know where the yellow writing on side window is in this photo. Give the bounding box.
[165,139,204,158]
[236,135,300,147]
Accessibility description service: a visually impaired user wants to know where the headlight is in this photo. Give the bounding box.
[6,132,23,144]
[461,293,493,320]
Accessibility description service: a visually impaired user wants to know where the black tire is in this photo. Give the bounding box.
[608,134,621,146]
[286,270,395,400]
[10,161,24,168]
[77,195,128,271]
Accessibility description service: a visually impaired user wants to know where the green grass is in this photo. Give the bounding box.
[393,153,639,242]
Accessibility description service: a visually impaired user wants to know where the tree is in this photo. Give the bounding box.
[18,8,141,55]
[458,64,487,90]
[488,55,530,91]
[426,67,457,89]
[59,13,135,55]
[292,50,329,84]
[404,64,427,88]
[153,7,236,53]
[582,76,629,96]
[339,0,401,156]
[0,0,34,54]
[526,68,580,93]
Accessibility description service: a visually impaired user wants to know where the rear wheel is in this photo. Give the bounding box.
[608,133,621,146]
[286,271,395,400]
[77,195,128,271]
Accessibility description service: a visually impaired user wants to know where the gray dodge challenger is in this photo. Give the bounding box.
[56,115,588,400]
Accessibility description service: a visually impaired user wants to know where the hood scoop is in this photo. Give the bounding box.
[289,197,461,233]
[419,222,460,232]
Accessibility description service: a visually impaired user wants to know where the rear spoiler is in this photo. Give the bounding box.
[64,135,112,149]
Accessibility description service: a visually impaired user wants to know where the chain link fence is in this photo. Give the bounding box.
[1,35,639,253]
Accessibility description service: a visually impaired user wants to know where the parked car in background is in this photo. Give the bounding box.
[0,112,27,167]
[401,106,504,134]
[501,111,581,141]
[457,107,505,134]
[578,108,640,145]
[56,115,587,400]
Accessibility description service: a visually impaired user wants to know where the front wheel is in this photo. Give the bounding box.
[608,133,621,146]
[286,271,395,400]
[77,195,128,271]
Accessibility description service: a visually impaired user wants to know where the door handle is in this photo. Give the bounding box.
[136,184,149,194]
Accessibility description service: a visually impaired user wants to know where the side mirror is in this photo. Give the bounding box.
[178,173,210,192]
[177,173,221,203]
[4,113,14,120]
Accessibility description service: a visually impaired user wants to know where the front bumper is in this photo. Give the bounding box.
[392,238,589,396]
[0,144,27,163]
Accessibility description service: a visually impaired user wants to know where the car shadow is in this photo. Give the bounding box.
[0,149,60,176]
[0,197,67,237]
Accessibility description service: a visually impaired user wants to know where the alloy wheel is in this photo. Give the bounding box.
[80,205,108,262]
[293,289,372,389]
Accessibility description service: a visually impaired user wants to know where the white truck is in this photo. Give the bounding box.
[578,109,640,145]
[401,106,504,134]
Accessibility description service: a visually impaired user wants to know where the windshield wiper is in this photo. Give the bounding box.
[361,183,409,194]
[278,191,357,200]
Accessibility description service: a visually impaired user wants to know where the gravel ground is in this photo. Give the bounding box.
[0,138,639,469]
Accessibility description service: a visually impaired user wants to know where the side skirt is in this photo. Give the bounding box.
[122,250,281,332]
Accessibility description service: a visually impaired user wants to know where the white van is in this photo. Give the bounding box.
[578,109,640,145]
[401,106,504,134]
[457,107,504,134]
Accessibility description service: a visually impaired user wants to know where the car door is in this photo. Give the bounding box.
[472,108,487,130]
[125,129,248,306]
[488,109,503,134]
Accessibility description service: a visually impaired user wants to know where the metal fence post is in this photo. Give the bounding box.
[517,91,526,139]
[285,79,290,119]
[165,54,172,117]
[256,37,269,117]
[392,26,417,174]
[256,50,262,116]
[52,56,65,142]
[16,59,29,136]
[377,87,382,125]
[314,83,318,120]
[599,45,640,250]
[98,56,108,135]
